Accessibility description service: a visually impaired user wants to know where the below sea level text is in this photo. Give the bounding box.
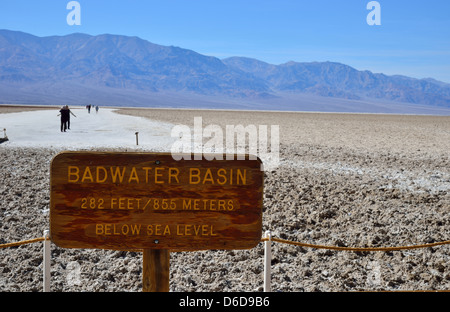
[95,223,218,237]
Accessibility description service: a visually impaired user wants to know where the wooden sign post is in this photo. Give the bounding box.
[143,249,170,292]
[50,152,263,292]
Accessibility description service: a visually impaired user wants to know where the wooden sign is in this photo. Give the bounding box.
[50,152,263,252]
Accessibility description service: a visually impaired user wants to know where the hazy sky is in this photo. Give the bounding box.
[1,0,450,83]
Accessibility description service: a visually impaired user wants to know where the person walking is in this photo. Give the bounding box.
[58,106,69,132]
[58,106,76,132]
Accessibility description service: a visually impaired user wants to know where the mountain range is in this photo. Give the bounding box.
[1,29,450,114]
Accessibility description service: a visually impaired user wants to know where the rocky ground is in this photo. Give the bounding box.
[0,108,449,292]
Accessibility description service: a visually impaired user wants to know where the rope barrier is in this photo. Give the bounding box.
[2,233,450,293]
[0,237,47,249]
[2,235,450,252]
[261,236,450,252]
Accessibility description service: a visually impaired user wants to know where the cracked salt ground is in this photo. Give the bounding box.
[281,159,450,194]
[1,108,449,292]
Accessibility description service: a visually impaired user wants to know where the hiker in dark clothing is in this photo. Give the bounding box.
[58,106,76,132]
[58,106,69,132]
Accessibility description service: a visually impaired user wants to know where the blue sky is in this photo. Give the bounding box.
[1,0,450,83]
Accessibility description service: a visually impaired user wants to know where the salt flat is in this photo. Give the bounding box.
[0,106,176,150]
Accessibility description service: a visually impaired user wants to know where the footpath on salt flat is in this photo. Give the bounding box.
[0,106,177,151]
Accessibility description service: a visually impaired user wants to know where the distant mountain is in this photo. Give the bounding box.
[0,30,268,96]
[223,57,450,106]
[1,29,450,113]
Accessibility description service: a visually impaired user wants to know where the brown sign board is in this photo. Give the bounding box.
[50,152,263,252]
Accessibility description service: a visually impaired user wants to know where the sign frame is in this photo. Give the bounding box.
[50,151,264,252]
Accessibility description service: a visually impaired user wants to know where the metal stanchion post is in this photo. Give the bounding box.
[264,230,272,292]
[43,230,51,292]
